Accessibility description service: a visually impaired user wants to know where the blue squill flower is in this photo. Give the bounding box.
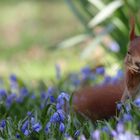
[113,131,139,140]
[69,73,80,86]
[0,120,6,129]
[74,130,80,138]
[50,95,56,103]
[32,122,42,132]
[59,122,65,133]
[116,122,124,133]
[56,92,70,110]
[20,87,28,97]
[27,111,32,116]
[24,129,30,136]
[122,113,133,122]
[16,133,20,139]
[21,120,29,134]
[57,109,65,122]
[102,126,110,133]
[117,102,123,111]
[45,122,51,133]
[57,92,70,102]
[102,76,112,84]
[96,67,105,75]
[81,66,91,80]
[79,135,86,140]
[116,69,124,78]
[92,130,100,140]
[111,130,117,137]
[10,74,17,82]
[0,89,7,97]
[47,87,55,95]
[50,112,61,123]
[134,98,140,107]
[9,74,18,91]
[6,93,16,108]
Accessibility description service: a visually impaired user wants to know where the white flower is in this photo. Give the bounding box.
[114,131,139,140]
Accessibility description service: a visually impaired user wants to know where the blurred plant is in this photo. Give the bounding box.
[61,0,140,61]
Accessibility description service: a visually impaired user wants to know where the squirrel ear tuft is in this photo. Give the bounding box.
[130,17,136,41]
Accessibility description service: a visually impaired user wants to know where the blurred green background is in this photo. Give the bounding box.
[0,0,140,81]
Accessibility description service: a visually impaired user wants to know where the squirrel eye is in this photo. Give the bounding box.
[127,51,131,55]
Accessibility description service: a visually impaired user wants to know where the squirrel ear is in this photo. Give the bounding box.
[130,17,136,41]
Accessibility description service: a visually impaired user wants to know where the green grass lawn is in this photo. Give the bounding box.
[0,0,86,80]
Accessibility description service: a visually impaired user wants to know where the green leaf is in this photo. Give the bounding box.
[88,0,105,10]
[57,34,89,48]
[81,24,114,58]
[88,0,123,27]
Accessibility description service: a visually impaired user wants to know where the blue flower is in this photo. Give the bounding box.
[79,135,86,140]
[31,94,36,99]
[20,87,28,97]
[50,95,56,103]
[113,131,139,140]
[32,122,42,132]
[116,69,124,78]
[41,92,47,100]
[16,133,20,139]
[9,74,18,90]
[47,87,55,95]
[102,76,112,84]
[117,102,123,111]
[21,120,29,134]
[0,120,6,128]
[102,126,110,133]
[56,92,70,110]
[81,66,91,80]
[50,112,61,123]
[57,109,65,122]
[16,96,23,103]
[27,111,32,116]
[125,103,131,112]
[96,67,105,75]
[92,130,100,140]
[134,98,140,107]
[10,74,17,82]
[81,66,91,75]
[0,89,7,97]
[59,122,65,133]
[122,113,133,122]
[57,92,70,102]
[24,129,30,136]
[69,73,80,86]
[74,130,80,138]
[45,122,51,133]
[116,122,124,133]
[111,130,117,137]
[31,117,35,125]
[56,99,65,110]
[6,93,16,108]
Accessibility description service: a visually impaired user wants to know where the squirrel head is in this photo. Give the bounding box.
[125,17,140,73]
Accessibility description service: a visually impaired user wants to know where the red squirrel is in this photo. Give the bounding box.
[73,18,140,121]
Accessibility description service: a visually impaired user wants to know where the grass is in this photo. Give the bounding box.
[0,66,140,140]
[0,0,86,80]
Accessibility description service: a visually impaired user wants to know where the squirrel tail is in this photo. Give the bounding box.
[72,80,124,121]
